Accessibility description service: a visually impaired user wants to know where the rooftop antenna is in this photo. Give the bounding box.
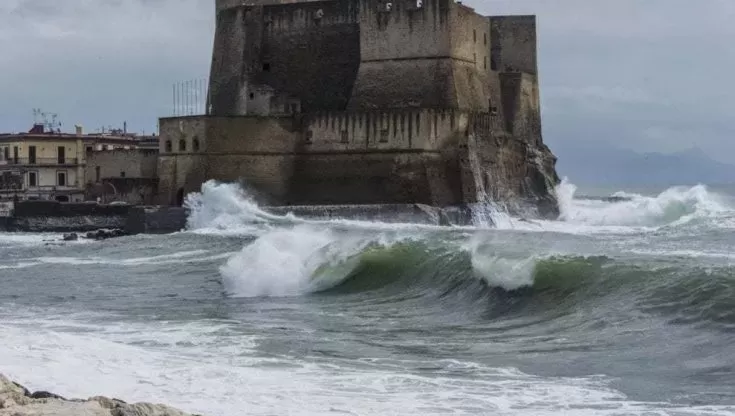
[32,108,43,125]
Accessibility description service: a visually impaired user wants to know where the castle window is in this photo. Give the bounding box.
[165,140,172,152]
[473,30,477,43]
[120,171,126,178]
[249,93,255,99]
[340,130,348,143]
[179,139,187,152]
[193,138,200,152]
[473,53,477,65]
[484,56,487,69]
[306,131,313,144]
[490,106,498,115]
[380,129,389,143]
[262,63,271,72]
[484,33,487,45]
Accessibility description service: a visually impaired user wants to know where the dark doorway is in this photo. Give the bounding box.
[175,188,185,206]
[28,146,36,164]
[58,146,65,164]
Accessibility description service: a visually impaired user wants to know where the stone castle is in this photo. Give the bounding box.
[157,0,560,217]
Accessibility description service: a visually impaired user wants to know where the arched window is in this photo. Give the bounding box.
[179,139,187,152]
[193,138,200,152]
[165,140,172,152]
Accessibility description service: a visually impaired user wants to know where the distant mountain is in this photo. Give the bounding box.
[552,141,735,185]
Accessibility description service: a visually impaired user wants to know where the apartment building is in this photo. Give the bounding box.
[0,125,141,202]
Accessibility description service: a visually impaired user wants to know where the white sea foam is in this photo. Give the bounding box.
[0,250,232,269]
[220,225,402,297]
[463,233,553,291]
[556,178,731,227]
[185,178,735,240]
[0,232,93,247]
[0,320,732,416]
[183,181,287,235]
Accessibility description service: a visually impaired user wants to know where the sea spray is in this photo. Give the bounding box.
[220,225,384,298]
[465,233,545,291]
[555,179,731,227]
[184,180,287,233]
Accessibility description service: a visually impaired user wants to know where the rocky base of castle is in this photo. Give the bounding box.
[0,374,198,416]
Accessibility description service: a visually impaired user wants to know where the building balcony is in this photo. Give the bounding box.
[0,158,80,166]
[0,185,83,193]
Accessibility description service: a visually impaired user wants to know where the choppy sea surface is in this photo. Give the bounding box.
[1,179,735,416]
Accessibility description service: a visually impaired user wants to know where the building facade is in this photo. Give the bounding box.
[157,0,560,216]
[85,148,159,204]
[0,125,147,202]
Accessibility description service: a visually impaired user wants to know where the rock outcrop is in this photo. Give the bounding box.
[0,374,198,416]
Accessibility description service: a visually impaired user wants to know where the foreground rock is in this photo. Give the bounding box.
[0,374,199,416]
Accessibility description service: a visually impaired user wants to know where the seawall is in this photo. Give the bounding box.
[5,201,129,233]
[0,202,477,234]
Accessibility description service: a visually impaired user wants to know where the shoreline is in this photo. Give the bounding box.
[0,373,198,416]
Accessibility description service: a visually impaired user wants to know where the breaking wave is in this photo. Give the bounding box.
[218,226,735,329]
[182,179,735,329]
[556,178,732,227]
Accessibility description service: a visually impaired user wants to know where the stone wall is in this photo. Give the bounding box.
[217,0,329,12]
[466,113,558,217]
[303,109,467,151]
[209,1,360,115]
[257,1,360,112]
[157,117,210,205]
[499,72,541,139]
[350,0,455,110]
[85,149,158,184]
[490,15,538,74]
[208,7,248,115]
[7,201,131,232]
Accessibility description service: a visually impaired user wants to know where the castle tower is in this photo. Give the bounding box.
[209,0,360,116]
[348,0,490,111]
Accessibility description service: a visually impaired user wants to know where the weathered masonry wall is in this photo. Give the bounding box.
[209,7,248,115]
[466,113,558,217]
[303,109,467,152]
[490,16,538,74]
[350,0,454,110]
[257,1,360,112]
[157,117,210,205]
[85,149,158,184]
[499,73,541,140]
[157,114,466,206]
[209,0,360,116]
[157,116,300,205]
[216,0,328,12]
[449,4,490,111]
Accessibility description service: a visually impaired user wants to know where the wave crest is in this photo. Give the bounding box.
[556,178,731,227]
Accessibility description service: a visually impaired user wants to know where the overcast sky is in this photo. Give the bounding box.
[1,0,734,163]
